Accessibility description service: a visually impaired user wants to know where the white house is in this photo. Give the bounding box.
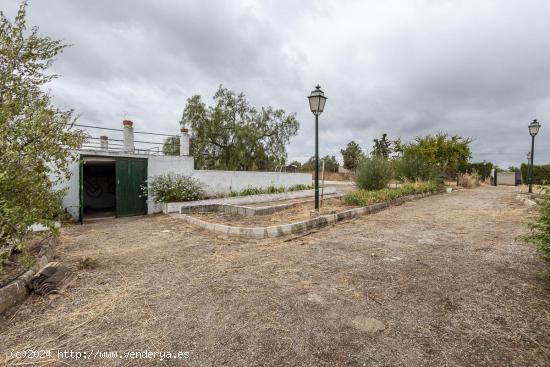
[58,120,311,222]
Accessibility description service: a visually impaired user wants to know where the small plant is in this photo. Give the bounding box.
[343,182,441,206]
[239,187,264,196]
[288,184,314,191]
[146,174,204,203]
[525,188,550,263]
[355,157,393,190]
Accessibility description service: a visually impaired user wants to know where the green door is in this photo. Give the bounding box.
[116,158,147,217]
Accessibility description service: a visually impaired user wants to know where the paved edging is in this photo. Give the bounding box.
[0,237,56,315]
[163,187,337,214]
[177,192,437,239]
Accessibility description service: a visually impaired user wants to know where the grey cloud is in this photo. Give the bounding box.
[3,0,549,167]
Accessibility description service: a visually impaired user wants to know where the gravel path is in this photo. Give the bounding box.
[1,186,548,366]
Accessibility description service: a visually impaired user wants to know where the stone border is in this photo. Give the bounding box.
[180,200,304,217]
[515,193,537,209]
[163,187,337,214]
[176,192,435,239]
[0,237,57,315]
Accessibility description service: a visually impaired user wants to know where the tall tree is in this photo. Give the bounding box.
[372,133,393,158]
[162,136,180,156]
[301,155,339,172]
[340,140,364,170]
[1,2,86,250]
[182,86,299,170]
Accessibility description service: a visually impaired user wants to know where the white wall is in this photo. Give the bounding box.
[57,160,80,220]
[192,170,312,196]
[497,172,519,186]
[147,155,194,177]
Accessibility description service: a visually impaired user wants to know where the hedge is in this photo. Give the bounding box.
[520,163,550,184]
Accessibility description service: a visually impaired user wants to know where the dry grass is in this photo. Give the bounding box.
[0,186,549,366]
[459,173,481,188]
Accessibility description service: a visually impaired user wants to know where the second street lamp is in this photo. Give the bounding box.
[527,119,541,193]
[307,85,327,211]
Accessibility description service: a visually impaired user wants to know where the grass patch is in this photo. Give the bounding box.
[343,182,442,206]
[221,184,315,198]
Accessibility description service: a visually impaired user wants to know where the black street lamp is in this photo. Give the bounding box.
[307,85,327,211]
[526,151,532,186]
[527,119,541,193]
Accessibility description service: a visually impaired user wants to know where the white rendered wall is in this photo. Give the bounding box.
[192,170,312,196]
[56,160,80,220]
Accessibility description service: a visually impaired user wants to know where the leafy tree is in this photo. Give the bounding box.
[300,155,339,172]
[0,2,86,252]
[340,140,364,170]
[401,133,472,178]
[162,136,180,156]
[372,133,393,158]
[181,86,299,170]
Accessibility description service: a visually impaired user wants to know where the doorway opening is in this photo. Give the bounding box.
[82,160,116,220]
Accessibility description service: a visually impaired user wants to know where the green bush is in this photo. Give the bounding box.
[355,157,393,190]
[147,174,204,203]
[343,182,441,206]
[525,188,550,263]
[395,155,442,183]
[520,163,550,185]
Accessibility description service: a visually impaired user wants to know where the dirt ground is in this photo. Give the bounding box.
[195,198,357,226]
[1,186,549,366]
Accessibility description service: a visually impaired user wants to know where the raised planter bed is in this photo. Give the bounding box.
[163,187,337,214]
[176,192,435,239]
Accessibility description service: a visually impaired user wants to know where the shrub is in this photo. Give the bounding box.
[343,182,441,206]
[459,172,480,188]
[525,188,550,263]
[147,174,204,203]
[238,187,265,196]
[355,158,393,190]
[520,163,550,185]
[394,155,442,183]
[288,184,314,191]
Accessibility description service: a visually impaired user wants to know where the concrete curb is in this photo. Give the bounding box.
[177,192,436,239]
[0,237,57,315]
[164,187,337,214]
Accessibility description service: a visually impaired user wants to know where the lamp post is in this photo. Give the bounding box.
[307,85,327,211]
[526,151,531,187]
[527,119,541,193]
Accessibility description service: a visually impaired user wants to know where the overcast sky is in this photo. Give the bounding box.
[4,0,550,166]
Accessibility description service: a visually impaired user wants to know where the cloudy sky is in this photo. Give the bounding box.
[4,0,550,166]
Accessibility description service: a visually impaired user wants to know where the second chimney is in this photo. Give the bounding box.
[100,135,109,151]
[123,120,134,153]
[180,128,190,156]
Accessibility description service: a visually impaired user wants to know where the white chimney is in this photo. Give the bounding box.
[123,120,134,153]
[180,128,190,156]
[100,135,108,151]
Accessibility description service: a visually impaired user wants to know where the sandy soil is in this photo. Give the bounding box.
[1,186,549,366]
[195,198,357,226]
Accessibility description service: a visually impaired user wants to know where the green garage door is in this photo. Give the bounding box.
[116,158,147,217]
